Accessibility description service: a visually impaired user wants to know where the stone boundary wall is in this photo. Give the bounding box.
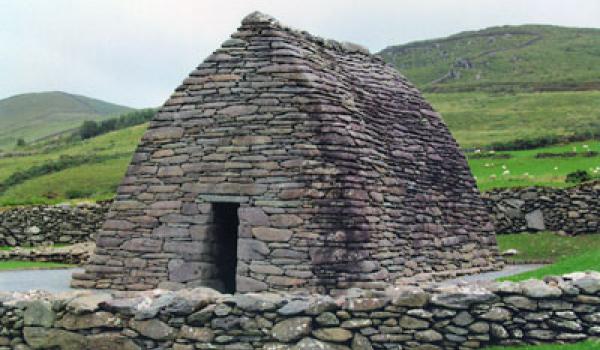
[1,181,597,252]
[0,202,110,247]
[482,181,599,234]
[0,243,93,265]
[2,272,600,350]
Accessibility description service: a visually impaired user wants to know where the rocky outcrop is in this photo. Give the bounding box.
[3,272,600,349]
[0,202,109,247]
[483,181,600,234]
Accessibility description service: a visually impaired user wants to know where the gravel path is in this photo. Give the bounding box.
[442,264,546,285]
[0,268,83,292]
[0,265,546,292]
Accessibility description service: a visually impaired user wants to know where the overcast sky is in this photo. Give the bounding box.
[2,0,600,108]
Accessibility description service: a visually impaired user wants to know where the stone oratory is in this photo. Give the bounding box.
[72,12,501,293]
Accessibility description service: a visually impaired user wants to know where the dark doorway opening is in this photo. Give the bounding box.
[212,202,239,293]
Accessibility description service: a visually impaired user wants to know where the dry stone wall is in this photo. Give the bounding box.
[0,243,93,265]
[75,11,501,293]
[0,202,109,247]
[3,272,600,349]
[482,181,600,234]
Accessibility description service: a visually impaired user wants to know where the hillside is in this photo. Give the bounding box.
[0,91,132,150]
[380,24,600,93]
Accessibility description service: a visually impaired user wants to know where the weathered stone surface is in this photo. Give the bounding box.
[292,337,350,350]
[143,127,184,140]
[57,312,122,330]
[87,332,141,350]
[252,227,293,242]
[272,317,312,342]
[525,209,546,230]
[24,301,55,327]
[129,318,176,340]
[178,325,214,342]
[313,327,353,342]
[522,280,563,298]
[24,327,87,350]
[387,286,428,307]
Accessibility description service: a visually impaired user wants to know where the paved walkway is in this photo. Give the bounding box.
[0,268,83,292]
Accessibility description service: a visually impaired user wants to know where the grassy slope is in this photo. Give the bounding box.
[427,91,600,148]
[0,124,145,206]
[467,141,600,190]
[381,25,600,150]
[485,340,600,350]
[0,91,132,150]
[380,25,600,92]
[497,232,600,281]
[0,124,596,204]
[0,261,73,270]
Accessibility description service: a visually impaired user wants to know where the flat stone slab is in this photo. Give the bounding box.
[0,268,83,292]
[442,264,546,285]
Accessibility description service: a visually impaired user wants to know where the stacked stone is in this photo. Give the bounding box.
[0,202,109,247]
[482,181,599,234]
[0,242,93,264]
[4,272,600,349]
[73,11,500,292]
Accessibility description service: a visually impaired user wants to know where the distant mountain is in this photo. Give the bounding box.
[0,91,132,150]
[379,24,600,92]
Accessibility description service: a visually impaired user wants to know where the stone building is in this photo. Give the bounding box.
[72,12,501,293]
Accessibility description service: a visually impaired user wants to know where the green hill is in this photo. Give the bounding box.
[0,91,132,150]
[380,24,600,93]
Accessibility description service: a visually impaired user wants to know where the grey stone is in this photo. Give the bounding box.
[24,301,55,327]
[272,317,312,342]
[521,280,562,298]
[313,328,353,342]
[525,209,545,230]
[129,318,176,340]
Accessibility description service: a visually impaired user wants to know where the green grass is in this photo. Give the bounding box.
[485,340,600,350]
[496,232,600,281]
[0,91,132,150]
[0,244,70,251]
[380,24,600,93]
[427,91,600,148]
[467,140,600,190]
[0,124,145,206]
[0,261,74,270]
[497,232,600,263]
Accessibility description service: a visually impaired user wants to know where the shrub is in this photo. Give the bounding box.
[565,170,592,183]
[65,189,94,199]
[78,109,156,140]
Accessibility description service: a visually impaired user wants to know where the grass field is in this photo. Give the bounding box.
[466,141,600,190]
[497,232,600,281]
[0,124,145,206]
[380,25,600,93]
[484,340,600,350]
[427,91,600,149]
[0,91,131,150]
[0,261,73,270]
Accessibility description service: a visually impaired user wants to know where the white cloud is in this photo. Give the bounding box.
[1,0,599,107]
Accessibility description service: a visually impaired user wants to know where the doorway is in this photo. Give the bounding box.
[212,202,239,293]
